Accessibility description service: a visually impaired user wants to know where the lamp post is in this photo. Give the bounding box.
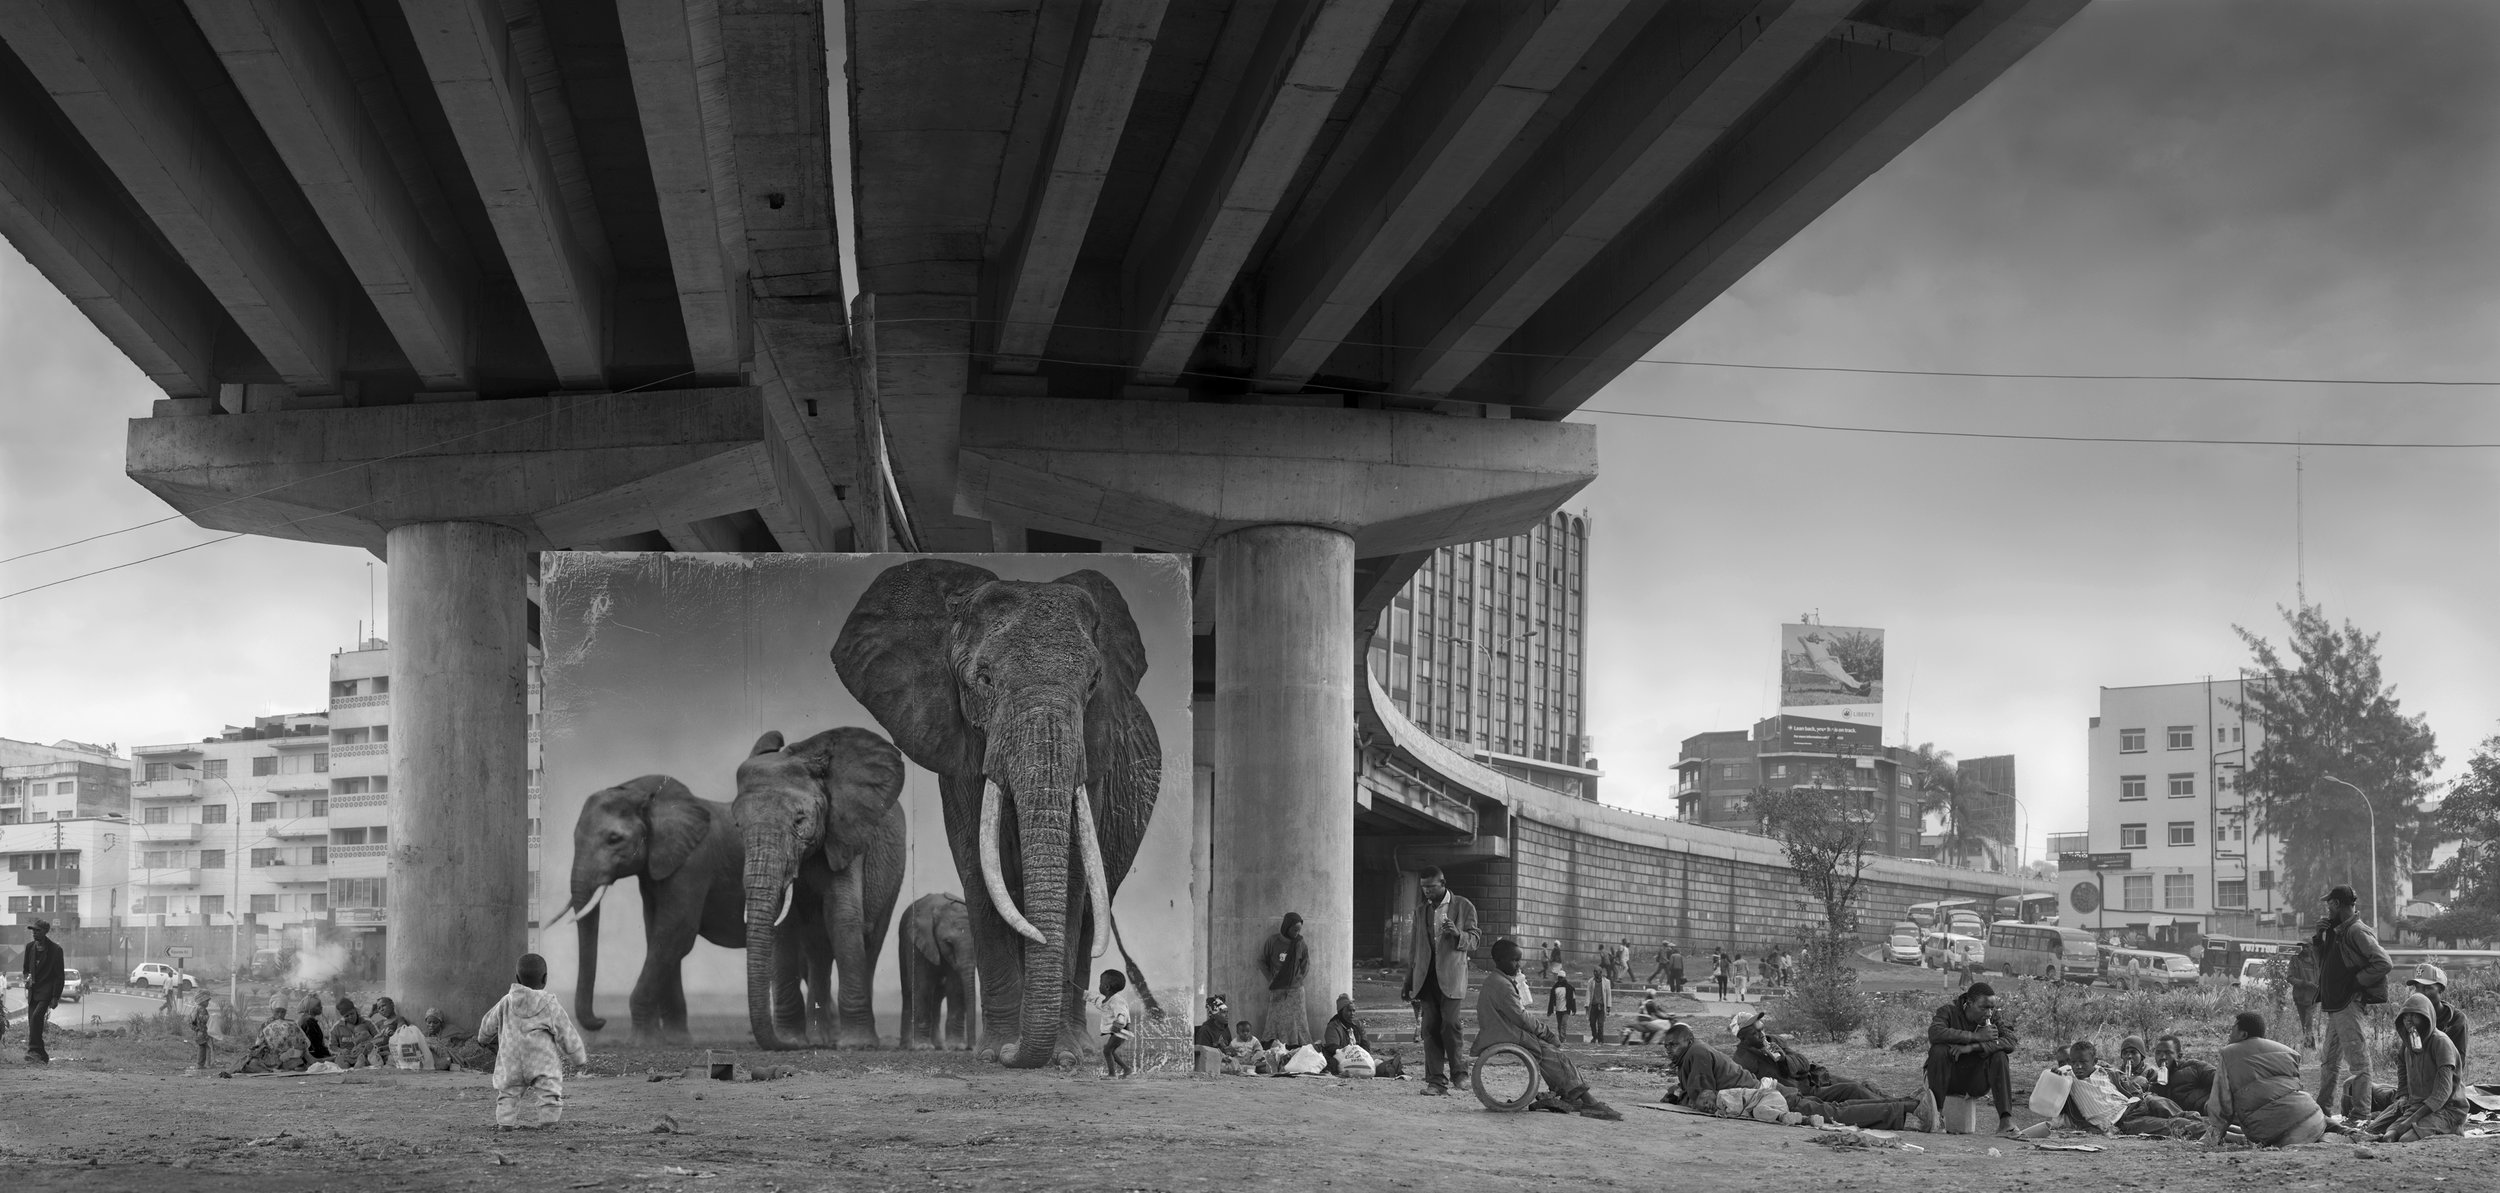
[2318,775,2377,933]
[174,762,243,1015]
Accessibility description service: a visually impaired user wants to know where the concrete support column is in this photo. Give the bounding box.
[386,522,529,1027]
[1211,524,1353,1038]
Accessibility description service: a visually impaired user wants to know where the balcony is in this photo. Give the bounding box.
[134,822,204,843]
[333,743,386,759]
[329,843,386,860]
[131,742,204,757]
[268,779,329,795]
[269,734,329,750]
[138,868,203,887]
[332,693,390,710]
[11,868,81,888]
[133,778,201,801]
[268,822,327,839]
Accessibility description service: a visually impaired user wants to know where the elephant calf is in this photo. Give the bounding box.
[899,891,976,1050]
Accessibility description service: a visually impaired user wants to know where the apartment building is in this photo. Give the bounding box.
[2071,679,2284,945]
[128,712,333,936]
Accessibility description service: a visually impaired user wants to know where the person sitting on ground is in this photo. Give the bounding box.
[477,953,589,1129]
[330,998,375,1069]
[2402,964,2469,1078]
[1194,993,1233,1050]
[2019,1040,2127,1137]
[2356,992,2469,1142]
[234,1001,311,1074]
[2143,1033,2216,1110]
[2204,1011,2324,1148]
[297,995,332,1064]
[1545,969,1578,1041]
[1665,1022,1935,1131]
[1321,994,1373,1076]
[2106,1035,2202,1137]
[366,997,412,1067]
[423,1007,496,1072]
[1620,988,1672,1046]
[1473,936,1621,1120]
[1731,1014,1892,1102]
[1924,982,2020,1135]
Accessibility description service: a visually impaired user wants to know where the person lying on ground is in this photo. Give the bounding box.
[1666,1023,1935,1131]
[2355,992,2469,1143]
[1924,982,2020,1135]
[330,998,374,1069]
[2205,1011,2325,1148]
[232,1001,311,1075]
[2018,1040,2127,1137]
[1472,936,1621,1120]
[1619,989,1673,1045]
[1731,1014,1892,1102]
[1320,994,1373,1076]
[478,953,589,1130]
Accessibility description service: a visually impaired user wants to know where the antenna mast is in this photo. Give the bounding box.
[2294,447,2306,606]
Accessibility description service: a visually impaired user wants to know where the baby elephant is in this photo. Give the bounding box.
[899,891,976,1050]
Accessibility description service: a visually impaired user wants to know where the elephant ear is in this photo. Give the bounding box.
[789,726,907,873]
[637,776,710,883]
[1052,570,1161,882]
[832,559,999,776]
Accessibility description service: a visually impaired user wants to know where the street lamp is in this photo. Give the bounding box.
[173,762,243,1015]
[2317,775,2377,932]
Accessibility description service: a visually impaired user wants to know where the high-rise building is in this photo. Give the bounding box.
[2071,679,2284,945]
[1675,716,1930,858]
[1366,509,1594,799]
[129,713,333,941]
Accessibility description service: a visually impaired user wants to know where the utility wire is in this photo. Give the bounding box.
[0,499,382,602]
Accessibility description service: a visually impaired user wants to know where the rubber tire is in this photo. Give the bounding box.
[1470,1043,1544,1112]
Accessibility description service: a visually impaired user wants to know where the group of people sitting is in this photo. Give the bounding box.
[220,991,494,1075]
[1193,990,1384,1077]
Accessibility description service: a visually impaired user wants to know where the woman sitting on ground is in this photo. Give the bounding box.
[2358,993,2469,1142]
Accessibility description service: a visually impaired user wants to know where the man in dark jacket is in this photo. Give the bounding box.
[1193,994,1233,1050]
[2286,941,2321,1048]
[1670,1023,1932,1130]
[2145,1034,2217,1109]
[1398,866,1480,1096]
[1733,1016,1890,1102]
[2311,883,2392,1119]
[1924,982,2019,1134]
[20,918,65,1063]
[1258,911,1311,1047]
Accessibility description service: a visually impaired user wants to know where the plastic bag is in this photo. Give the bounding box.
[1282,1044,1327,1075]
[2028,1068,2076,1120]
[1700,1086,1790,1122]
[389,1024,432,1071]
[1336,1045,1376,1078]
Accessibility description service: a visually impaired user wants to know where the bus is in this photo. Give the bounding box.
[2387,948,2500,978]
[2199,934,2295,980]
[1984,921,2099,984]
[1993,892,2060,925]
[1908,899,1985,936]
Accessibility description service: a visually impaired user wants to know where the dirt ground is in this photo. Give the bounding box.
[6,987,2494,1193]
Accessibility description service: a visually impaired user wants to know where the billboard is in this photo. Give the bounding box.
[538,552,1196,1046]
[1779,622,1884,724]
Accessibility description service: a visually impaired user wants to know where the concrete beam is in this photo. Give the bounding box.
[188,0,475,391]
[126,387,770,552]
[618,0,748,381]
[953,397,1597,556]
[400,0,608,387]
[1123,0,1395,383]
[988,0,1167,373]
[1516,0,2088,411]
[0,49,220,398]
[1253,0,1629,386]
[1385,0,1857,397]
[0,0,342,392]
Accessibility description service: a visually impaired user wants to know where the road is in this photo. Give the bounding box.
[3,987,168,1025]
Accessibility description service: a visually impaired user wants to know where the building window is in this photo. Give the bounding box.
[2168,822,2196,847]
[312,846,328,865]
[1771,764,1787,779]
[332,679,359,698]
[2120,775,2146,801]
[142,850,169,868]
[203,804,226,824]
[55,780,73,795]
[2163,873,2195,910]
[313,754,328,773]
[201,849,224,870]
[145,762,171,781]
[202,894,224,916]
[143,806,170,824]
[372,676,389,694]
[2167,725,2194,750]
[202,759,227,779]
[311,800,327,817]
[251,848,278,868]
[2216,879,2248,909]
[334,828,366,846]
[144,896,167,915]
[2120,728,2146,753]
[251,802,275,821]
[2122,874,2153,910]
[250,893,277,913]
[252,756,277,776]
[2120,823,2147,849]
[2168,774,2194,797]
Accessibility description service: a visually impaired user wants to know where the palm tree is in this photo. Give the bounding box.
[1907,743,2008,869]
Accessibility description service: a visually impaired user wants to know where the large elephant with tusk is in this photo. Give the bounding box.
[832,559,1162,1069]
[736,726,909,1050]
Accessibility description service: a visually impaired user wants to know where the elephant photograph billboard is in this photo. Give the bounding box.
[1778,622,1885,725]
[536,552,1195,1066]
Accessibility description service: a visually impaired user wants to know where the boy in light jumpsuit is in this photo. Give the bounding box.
[478,954,588,1129]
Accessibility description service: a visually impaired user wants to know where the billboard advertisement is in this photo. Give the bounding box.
[538,552,1196,1049]
[1779,622,1884,724]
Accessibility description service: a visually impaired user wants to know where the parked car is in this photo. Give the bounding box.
[128,962,198,989]
[1887,925,1924,965]
[58,968,87,1001]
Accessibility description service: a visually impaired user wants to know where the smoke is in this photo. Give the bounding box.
[287,942,351,988]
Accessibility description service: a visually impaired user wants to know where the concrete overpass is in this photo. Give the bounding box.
[0,0,2082,1026]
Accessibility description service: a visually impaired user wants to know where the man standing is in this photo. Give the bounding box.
[20,918,65,1064]
[2311,883,2392,1120]
[2287,940,2321,1049]
[1399,866,1480,1096]
[1585,963,1612,1045]
[1666,944,1685,994]
[1258,912,1312,1047]
[1924,982,2019,1134]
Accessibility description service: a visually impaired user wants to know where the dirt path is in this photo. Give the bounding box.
[4,1025,2492,1193]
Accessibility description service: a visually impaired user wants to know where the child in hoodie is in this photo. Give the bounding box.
[478,954,590,1129]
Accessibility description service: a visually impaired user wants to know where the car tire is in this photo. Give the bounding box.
[134,977,150,987]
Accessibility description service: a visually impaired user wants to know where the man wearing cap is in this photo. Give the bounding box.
[2310,883,2393,1120]
[2405,964,2469,1078]
[19,918,64,1063]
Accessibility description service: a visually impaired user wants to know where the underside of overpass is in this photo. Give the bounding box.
[0,0,2082,1034]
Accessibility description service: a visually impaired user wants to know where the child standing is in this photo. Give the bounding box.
[1095,969,1134,1078]
[188,992,214,1072]
[478,954,589,1129]
[1545,971,1577,1041]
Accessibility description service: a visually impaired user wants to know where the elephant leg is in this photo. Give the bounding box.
[898,951,922,1049]
[770,919,810,1045]
[1054,858,1094,1066]
[640,879,703,1046]
[827,864,876,1047]
[660,963,691,1044]
[939,773,1026,1058]
[855,807,906,1046]
[943,971,970,1050]
[630,894,671,1044]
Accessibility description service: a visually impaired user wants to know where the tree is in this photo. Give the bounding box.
[1906,743,2009,871]
[2232,604,2441,920]
[1752,769,1879,1040]
[2433,732,2500,918]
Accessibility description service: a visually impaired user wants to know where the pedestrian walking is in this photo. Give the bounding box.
[1258,911,1312,1047]
[477,953,589,1129]
[19,918,65,1064]
[1666,944,1685,994]
[1711,949,1730,1001]
[1646,941,1674,986]
[1398,866,1481,1096]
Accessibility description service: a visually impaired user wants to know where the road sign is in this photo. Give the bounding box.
[165,945,193,958]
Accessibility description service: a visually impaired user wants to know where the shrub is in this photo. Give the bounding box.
[1859,991,1923,1049]
[1771,933,1867,1042]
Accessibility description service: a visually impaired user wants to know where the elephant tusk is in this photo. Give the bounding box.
[773,882,796,927]
[1076,784,1113,960]
[554,882,608,929]
[982,779,1046,944]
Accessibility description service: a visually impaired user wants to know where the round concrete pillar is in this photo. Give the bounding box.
[385,522,529,1028]
[1211,524,1354,1040]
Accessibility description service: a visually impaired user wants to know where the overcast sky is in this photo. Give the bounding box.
[4,1,2496,858]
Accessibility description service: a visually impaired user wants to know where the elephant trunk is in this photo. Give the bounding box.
[565,877,610,1031]
[743,848,799,1051]
[992,700,1084,1069]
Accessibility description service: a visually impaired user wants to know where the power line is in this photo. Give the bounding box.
[1,499,384,602]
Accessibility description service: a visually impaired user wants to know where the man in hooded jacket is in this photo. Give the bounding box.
[1258,912,1311,1047]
